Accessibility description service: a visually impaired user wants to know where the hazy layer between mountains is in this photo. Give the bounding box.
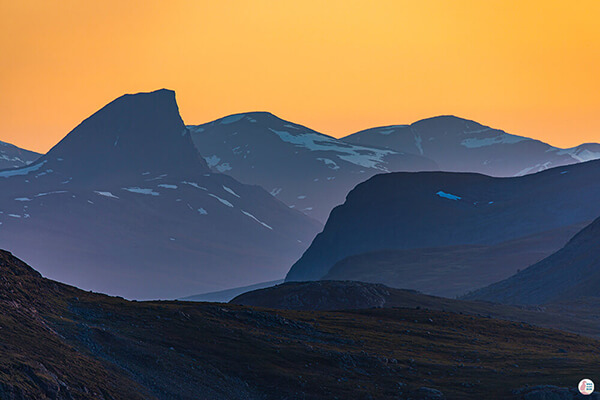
[1,88,599,301]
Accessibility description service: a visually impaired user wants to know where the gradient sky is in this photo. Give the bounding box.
[1,0,599,153]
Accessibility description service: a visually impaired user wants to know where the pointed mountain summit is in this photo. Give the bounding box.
[342,115,600,177]
[465,216,600,305]
[188,112,437,222]
[0,90,321,299]
[37,89,208,178]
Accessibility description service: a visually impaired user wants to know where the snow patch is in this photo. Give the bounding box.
[436,191,462,201]
[0,161,47,178]
[181,181,207,191]
[222,186,240,198]
[270,188,282,196]
[122,187,160,196]
[317,158,340,170]
[204,155,221,168]
[198,208,208,215]
[35,191,68,197]
[215,163,232,172]
[241,210,273,230]
[94,191,119,199]
[158,184,178,189]
[208,193,233,207]
[558,147,600,162]
[268,128,395,170]
[461,134,528,148]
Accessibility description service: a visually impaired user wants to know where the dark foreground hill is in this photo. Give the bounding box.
[2,251,600,399]
[465,216,600,305]
[231,280,600,339]
[286,161,600,283]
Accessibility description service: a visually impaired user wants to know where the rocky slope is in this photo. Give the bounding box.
[1,250,600,399]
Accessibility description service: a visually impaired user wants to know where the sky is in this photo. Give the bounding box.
[1,0,599,153]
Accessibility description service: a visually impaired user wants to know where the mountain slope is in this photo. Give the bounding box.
[464,216,600,305]
[286,160,600,282]
[2,250,600,399]
[188,112,438,222]
[0,140,40,169]
[0,90,321,299]
[321,222,587,298]
[342,115,600,177]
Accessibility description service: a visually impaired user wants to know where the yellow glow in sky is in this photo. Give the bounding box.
[1,0,599,153]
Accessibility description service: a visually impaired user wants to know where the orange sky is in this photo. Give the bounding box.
[1,0,599,153]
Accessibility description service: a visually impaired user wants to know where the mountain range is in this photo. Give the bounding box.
[286,160,600,298]
[0,90,321,299]
[188,112,437,222]
[189,113,600,222]
[2,89,600,301]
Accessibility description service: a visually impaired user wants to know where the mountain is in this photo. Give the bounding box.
[321,223,587,298]
[464,216,600,305]
[188,112,438,222]
[285,160,600,283]
[1,250,600,399]
[342,115,600,177]
[0,140,40,169]
[0,89,321,299]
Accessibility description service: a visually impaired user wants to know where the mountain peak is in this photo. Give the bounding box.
[39,89,208,177]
